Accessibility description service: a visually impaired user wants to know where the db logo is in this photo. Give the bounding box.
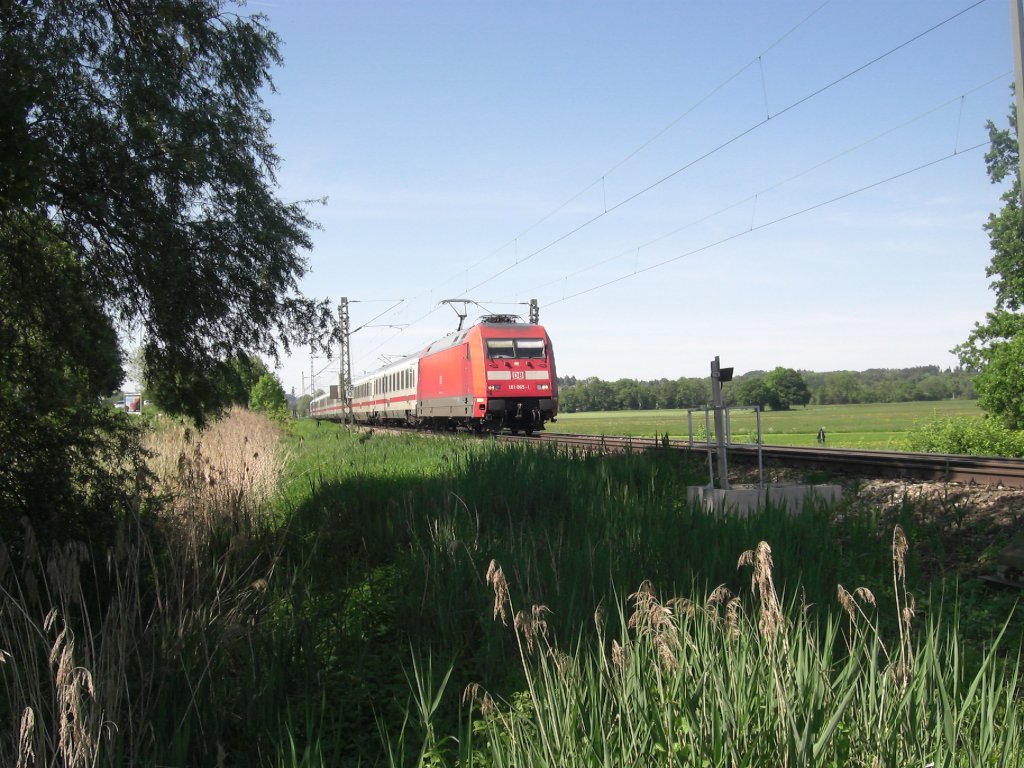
[512,371,525,380]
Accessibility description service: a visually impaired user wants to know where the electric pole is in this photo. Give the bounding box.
[1011,0,1024,205]
[339,297,354,425]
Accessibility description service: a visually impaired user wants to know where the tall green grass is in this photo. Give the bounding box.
[402,539,1021,767]
[276,423,1020,765]
[3,415,1020,766]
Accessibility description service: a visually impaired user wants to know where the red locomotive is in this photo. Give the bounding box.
[309,314,558,434]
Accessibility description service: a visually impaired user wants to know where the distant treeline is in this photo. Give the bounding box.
[557,366,976,413]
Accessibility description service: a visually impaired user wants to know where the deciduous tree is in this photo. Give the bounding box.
[0,214,142,538]
[764,367,811,410]
[249,373,288,421]
[954,97,1024,428]
[1,0,334,535]
[733,376,775,410]
[1,0,335,423]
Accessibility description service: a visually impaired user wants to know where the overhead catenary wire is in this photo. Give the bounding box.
[347,0,994,369]
[531,72,1008,294]
[546,140,989,307]
[351,144,988,368]
[351,299,404,334]
[380,0,837,315]
[460,0,991,298]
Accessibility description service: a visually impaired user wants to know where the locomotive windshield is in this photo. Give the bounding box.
[486,338,546,360]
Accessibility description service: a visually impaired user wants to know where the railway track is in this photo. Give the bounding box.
[506,431,1024,488]
[350,425,1024,488]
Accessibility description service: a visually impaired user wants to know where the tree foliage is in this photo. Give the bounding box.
[0,214,143,538]
[1,0,334,536]
[904,416,1024,458]
[764,367,811,410]
[1,0,335,422]
[248,373,288,420]
[733,376,775,410]
[953,97,1024,428]
[143,352,271,416]
[557,366,973,414]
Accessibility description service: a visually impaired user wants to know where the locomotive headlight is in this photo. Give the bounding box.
[488,384,501,391]
[537,384,550,390]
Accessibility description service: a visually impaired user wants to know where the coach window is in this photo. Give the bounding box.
[515,339,546,359]
[486,339,515,359]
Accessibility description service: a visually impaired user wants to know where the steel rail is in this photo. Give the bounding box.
[522,432,1024,488]
[350,426,1024,488]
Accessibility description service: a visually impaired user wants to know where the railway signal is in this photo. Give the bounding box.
[711,357,733,489]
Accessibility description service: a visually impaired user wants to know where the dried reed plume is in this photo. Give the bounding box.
[666,596,697,621]
[462,683,497,717]
[144,406,285,540]
[2,408,285,767]
[892,525,908,586]
[724,597,742,639]
[16,708,35,768]
[549,648,572,680]
[486,560,510,625]
[627,581,681,670]
[837,584,857,622]
[891,525,915,692]
[611,639,628,671]
[514,604,552,654]
[704,584,733,625]
[738,542,785,645]
[854,586,876,607]
[47,611,98,768]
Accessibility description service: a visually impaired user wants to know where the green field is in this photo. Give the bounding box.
[554,399,983,450]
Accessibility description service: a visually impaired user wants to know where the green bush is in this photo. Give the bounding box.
[249,373,289,421]
[903,416,1024,457]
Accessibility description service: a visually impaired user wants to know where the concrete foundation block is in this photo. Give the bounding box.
[687,484,842,517]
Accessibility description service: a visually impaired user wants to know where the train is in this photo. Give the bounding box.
[308,313,558,434]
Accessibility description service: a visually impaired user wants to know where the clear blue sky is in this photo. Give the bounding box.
[254,0,1012,395]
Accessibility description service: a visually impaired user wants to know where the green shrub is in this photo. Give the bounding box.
[249,373,289,421]
[903,416,1024,457]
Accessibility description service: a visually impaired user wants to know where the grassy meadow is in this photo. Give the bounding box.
[3,410,1022,766]
[555,399,984,450]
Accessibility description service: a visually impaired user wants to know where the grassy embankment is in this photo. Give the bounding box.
[555,399,983,450]
[3,411,1021,766]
